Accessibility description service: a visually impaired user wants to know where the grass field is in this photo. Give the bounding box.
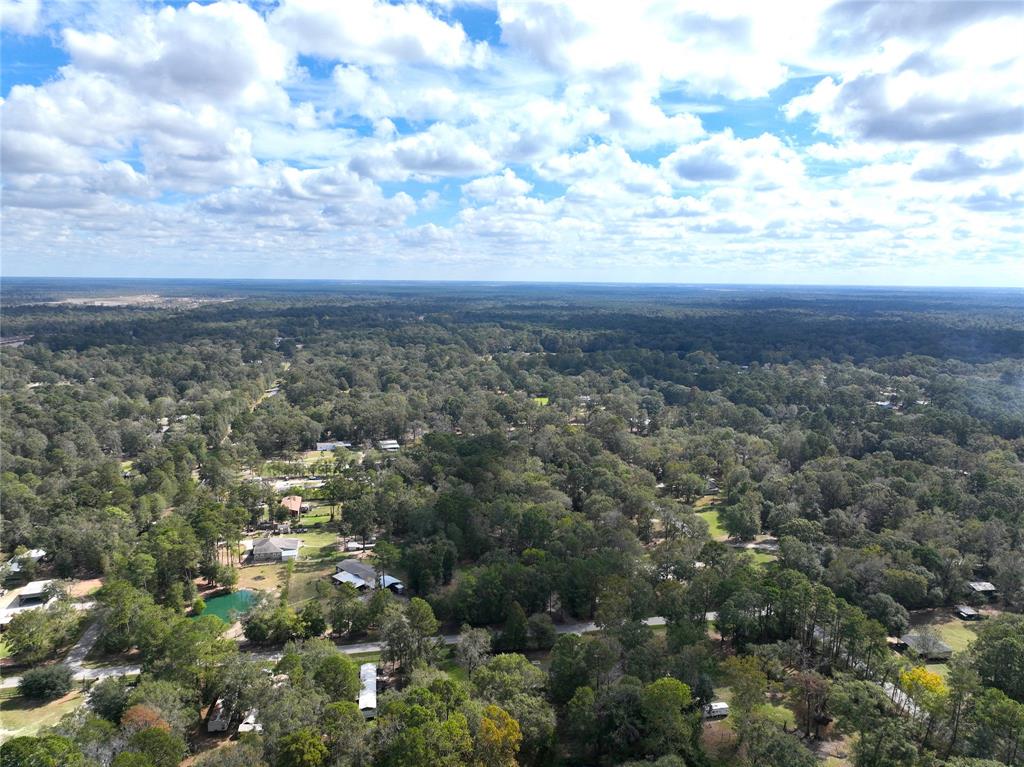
[699,509,729,541]
[0,692,85,738]
[532,397,549,406]
[746,550,778,567]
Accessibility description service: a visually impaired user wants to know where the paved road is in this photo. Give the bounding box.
[0,613,704,689]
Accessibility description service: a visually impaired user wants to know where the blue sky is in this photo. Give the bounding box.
[1,0,1022,285]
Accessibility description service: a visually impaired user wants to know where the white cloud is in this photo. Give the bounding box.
[270,0,487,69]
[462,169,532,202]
[1,0,1021,284]
[661,131,804,190]
[1,0,41,34]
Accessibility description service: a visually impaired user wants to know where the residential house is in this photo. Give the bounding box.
[281,496,303,518]
[898,633,953,661]
[251,537,301,563]
[377,439,400,453]
[316,441,352,452]
[7,549,46,574]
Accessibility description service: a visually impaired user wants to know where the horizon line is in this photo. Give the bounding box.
[3,275,1022,291]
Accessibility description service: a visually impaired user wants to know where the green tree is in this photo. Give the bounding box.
[5,600,78,663]
[970,613,1024,702]
[496,601,528,653]
[275,728,328,767]
[299,600,327,639]
[19,665,73,700]
[126,728,186,767]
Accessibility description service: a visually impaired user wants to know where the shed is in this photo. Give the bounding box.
[377,439,400,453]
[281,496,303,517]
[954,605,981,621]
[967,581,997,596]
[358,663,377,719]
[332,571,369,590]
[381,575,405,594]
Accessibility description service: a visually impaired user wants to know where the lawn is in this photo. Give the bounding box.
[287,561,335,605]
[694,494,720,510]
[0,692,85,738]
[0,638,10,660]
[746,550,778,567]
[699,509,729,541]
[909,610,979,652]
[236,563,288,595]
[296,530,340,559]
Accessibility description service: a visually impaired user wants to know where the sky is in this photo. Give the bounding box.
[1,0,1022,285]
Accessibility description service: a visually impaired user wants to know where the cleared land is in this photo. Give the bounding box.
[0,691,86,738]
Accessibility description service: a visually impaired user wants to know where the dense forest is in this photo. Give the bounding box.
[1,280,1022,767]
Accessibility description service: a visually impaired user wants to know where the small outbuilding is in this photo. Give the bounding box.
[954,605,981,621]
[377,439,400,453]
[332,571,370,591]
[381,575,405,595]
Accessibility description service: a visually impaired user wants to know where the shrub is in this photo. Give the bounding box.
[19,665,74,700]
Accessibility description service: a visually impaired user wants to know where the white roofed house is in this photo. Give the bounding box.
[0,579,59,629]
[332,559,377,590]
[377,439,400,453]
[359,663,377,718]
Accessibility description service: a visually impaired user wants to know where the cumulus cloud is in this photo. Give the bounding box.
[661,132,804,190]
[0,0,41,34]
[462,169,533,202]
[270,0,486,69]
[0,0,1021,284]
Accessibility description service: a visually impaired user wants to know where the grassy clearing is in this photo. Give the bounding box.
[0,638,10,660]
[532,397,549,406]
[909,610,979,652]
[236,563,288,595]
[0,691,85,738]
[699,509,729,541]
[287,561,334,606]
[297,531,340,558]
[745,550,778,567]
[694,494,720,510]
